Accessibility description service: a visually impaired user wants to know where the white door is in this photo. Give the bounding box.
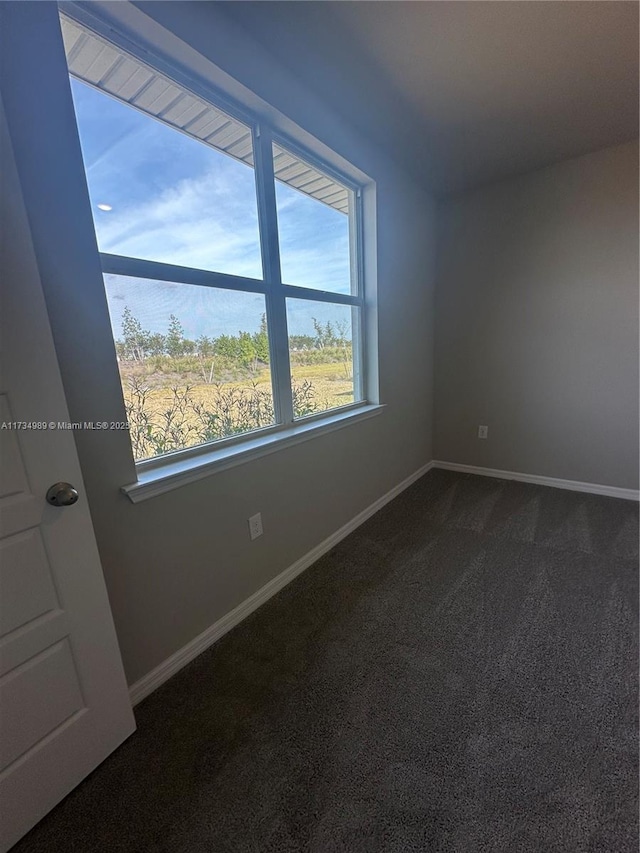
[0,97,136,851]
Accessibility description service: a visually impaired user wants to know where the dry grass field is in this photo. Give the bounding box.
[120,360,355,460]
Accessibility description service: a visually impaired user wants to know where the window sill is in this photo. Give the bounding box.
[121,403,385,503]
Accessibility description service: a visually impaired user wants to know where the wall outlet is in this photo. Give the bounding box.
[248,512,263,540]
[478,425,489,439]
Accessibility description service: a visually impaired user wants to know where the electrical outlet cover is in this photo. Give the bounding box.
[248,512,263,540]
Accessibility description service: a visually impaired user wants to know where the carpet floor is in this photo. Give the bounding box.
[13,470,639,852]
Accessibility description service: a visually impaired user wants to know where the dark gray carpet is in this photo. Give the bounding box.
[13,470,639,852]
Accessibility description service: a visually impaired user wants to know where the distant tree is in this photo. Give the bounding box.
[288,334,316,351]
[325,321,335,347]
[312,317,338,349]
[334,319,349,348]
[253,313,270,363]
[213,334,238,360]
[196,335,215,359]
[146,332,167,357]
[238,331,258,371]
[195,335,216,383]
[334,318,352,378]
[312,318,325,349]
[165,314,185,358]
[120,306,149,361]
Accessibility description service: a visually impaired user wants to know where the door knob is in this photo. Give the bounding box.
[46,482,79,507]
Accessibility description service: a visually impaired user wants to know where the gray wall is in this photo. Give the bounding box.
[435,141,639,489]
[1,3,435,685]
[5,1,635,691]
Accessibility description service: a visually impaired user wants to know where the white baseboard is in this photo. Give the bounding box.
[432,460,639,502]
[129,460,434,706]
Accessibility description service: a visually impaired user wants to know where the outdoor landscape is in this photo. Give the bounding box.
[116,308,355,460]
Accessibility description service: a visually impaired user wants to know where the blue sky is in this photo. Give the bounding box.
[70,78,353,342]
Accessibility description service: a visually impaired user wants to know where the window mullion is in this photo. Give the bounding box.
[100,254,268,294]
[279,284,361,307]
[254,124,294,425]
[350,189,365,400]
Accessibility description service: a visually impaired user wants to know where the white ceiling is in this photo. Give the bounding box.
[220,1,639,196]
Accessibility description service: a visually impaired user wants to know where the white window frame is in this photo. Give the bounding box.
[61,5,382,502]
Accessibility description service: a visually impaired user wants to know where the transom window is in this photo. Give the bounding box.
[61,14,368,465]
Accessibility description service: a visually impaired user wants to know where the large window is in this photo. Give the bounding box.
[61,13,370,468]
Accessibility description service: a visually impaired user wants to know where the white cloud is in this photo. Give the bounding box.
[97,165,264,280]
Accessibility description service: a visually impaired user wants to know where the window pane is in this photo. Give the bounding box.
[274,144,354,295]
[69,78,263,279]
[104,275,274,461]
[286,299,360,418]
